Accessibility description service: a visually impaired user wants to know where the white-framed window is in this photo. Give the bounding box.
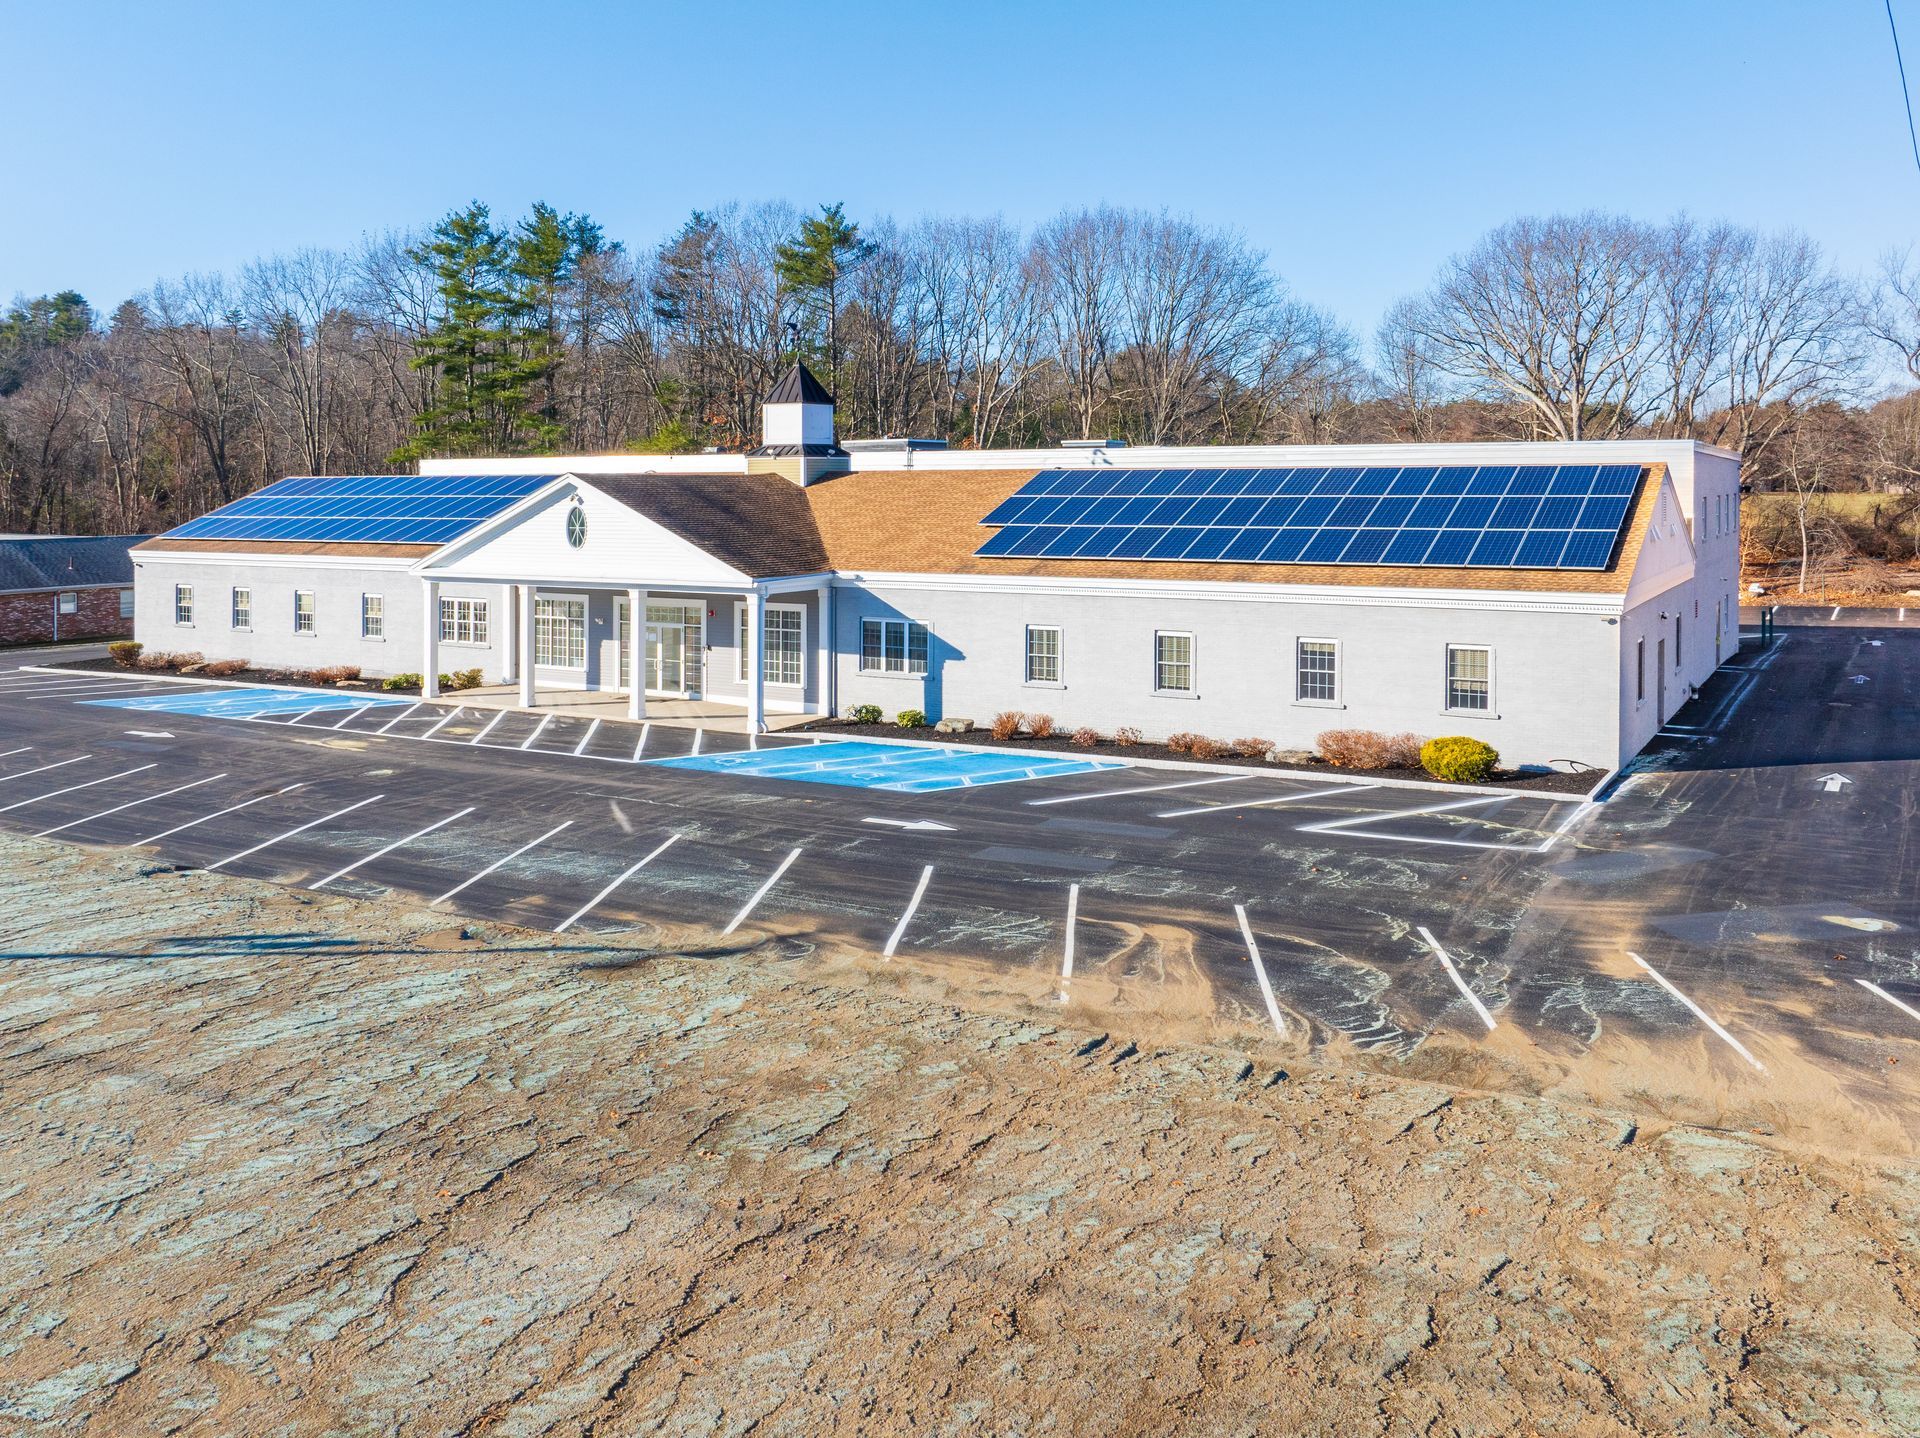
[1636,637,1646,702]
[438,597,490,646]
[734,603,805,686]
[532,596,586,669]
[173,584,193,626]
[1154,631,1194,695]
[361,593,384,640]
[1675,616,1683,668]
[1025,625,1061,685]
[230,586,250,629]
[1445,645,1492,713]
[57,591,77,615]
[860,617,929,675]
[119,589,134,619]
[1295,638,1339,704]
[293,590,315,635]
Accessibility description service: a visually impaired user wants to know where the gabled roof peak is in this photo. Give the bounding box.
[766,362,834,407]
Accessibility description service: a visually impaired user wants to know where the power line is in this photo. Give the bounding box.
[1890,0,1920,180]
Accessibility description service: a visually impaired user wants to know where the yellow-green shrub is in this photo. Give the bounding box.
[1420,735,1499,784]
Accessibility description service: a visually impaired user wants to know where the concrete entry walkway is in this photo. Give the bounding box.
[452,685,816,734]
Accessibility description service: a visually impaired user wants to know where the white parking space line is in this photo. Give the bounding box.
[6,679,174,697]
[1026,775,1250,807]
[375,702,422,734]
[1417,926,1497,1032]
[312,806,476,891]
[1234,904,1290,1039]
[470,711,507,746]
[1057,883,1080,1002]
[203,793,385,873]
[0,746,33,761]
[0,755,91,785]
[1303,795,1505,832]
[1160,782,1378,819]
[420,707,462,740]
[1830,606,1841,621]
[883,865,935,959]
[518,713,554,751]
[1856,979,1920,1027]
[330,705,372,729]
[126,782,304,847]
[634,724,651,759]
[431,820,574,907]
[690,728,704,756]
[1537,800,1599,852]
[35,772,227,838]
[1626,951,1765,1073]
[722,846,802,936]
[555,833,680,934]
[0,762,158,816]
[572,719,601,756]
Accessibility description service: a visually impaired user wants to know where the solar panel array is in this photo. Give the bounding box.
[166,474,565,545]
[976,464,1645,570]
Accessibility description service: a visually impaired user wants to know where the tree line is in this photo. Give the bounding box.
[4,199,1920,537]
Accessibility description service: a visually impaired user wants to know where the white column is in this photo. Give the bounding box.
[627,588,647,721]
[500,584,517,684]
[519,585,537,709]
[746,588,765,733]
[814,582,831,717]
[422,580,441,699]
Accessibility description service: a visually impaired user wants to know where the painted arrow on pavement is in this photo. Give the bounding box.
[862,817,957,833]
[1816,773,1853,793]
[124,730,176,739]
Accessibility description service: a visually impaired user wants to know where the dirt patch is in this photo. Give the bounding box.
[3,834,1919,1434]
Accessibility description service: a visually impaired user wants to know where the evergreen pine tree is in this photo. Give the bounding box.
[775,203,872,391]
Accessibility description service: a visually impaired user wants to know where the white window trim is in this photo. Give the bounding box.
[1443,643,1497,718]
[174,584,194,627]
[438,595,493,649]
[118,589,135,620]
[733,600,807,688]
[1153,629,1197,699]
[292,589,316,636]
[57,591,78,615]
[858,616,931,678]
[230,586,251,632]
[1023,623,1064,689]
[361,592,385,641]
[531,592,587,670]
[1292,635,1343,709]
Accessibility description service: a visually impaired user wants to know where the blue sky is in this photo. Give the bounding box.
[5,0,1916,338]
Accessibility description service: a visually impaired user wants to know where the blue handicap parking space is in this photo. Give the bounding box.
[655,739,1125,793]
[84,686,409,719]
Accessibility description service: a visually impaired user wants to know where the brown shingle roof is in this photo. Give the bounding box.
[804,466,1661,593]
[585,473,831,578]
[132,538,437,558]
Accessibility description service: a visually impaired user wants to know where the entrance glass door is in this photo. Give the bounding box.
[646,621,684,692]
[617,601,704,697]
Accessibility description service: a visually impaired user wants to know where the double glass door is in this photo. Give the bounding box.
[617,600,703,697]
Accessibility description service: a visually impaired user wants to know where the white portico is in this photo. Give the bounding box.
[411,471,833,730]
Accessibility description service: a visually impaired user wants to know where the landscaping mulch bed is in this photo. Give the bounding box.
[791,719,1603,794]
[56,655,444,698]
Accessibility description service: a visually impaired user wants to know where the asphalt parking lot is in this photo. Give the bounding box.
[3,613,1919,1136]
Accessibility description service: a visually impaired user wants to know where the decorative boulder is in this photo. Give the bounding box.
[934,717,974,734]
[1272,749,1316,765]
[179,663,206,675]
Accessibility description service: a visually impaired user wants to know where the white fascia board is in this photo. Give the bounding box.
[416,454,751,477]
[131,550,425,571]
[845,438,1732,472]
[831,569,1625,616]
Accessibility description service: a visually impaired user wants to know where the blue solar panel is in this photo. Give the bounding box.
[974,463,1643,570]
[167,473,565,545]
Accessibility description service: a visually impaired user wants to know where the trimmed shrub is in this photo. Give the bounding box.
[1316,729,1390,768]
[1165,731,1200,754]
[203,659,249,678]
[1028,713,1056,739]
[1187,736,1226,760]
[137,650,202,672]
[383,673,421,691]
[107,640,144,668]
[450,668,482,690]
[1112,726,1142,747]
[894,708,927,729]
[1234,737,1276,761]
[848,703,882,724]
[1421,735,1500,784]
[1070,726,1101,747]
[309,665,353,684]
[990,710,1024,741]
